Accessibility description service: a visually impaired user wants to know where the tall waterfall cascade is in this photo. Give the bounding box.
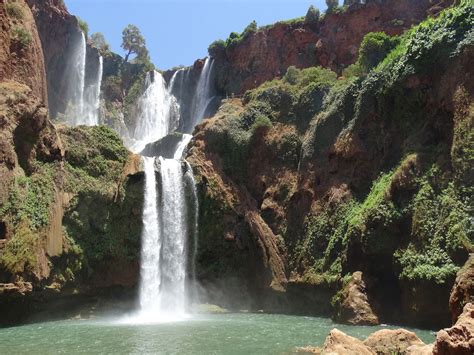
[65,31,103,126]
[131,62,214,322]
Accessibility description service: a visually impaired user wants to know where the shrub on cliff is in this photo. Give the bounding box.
[208,39,226,57]
[11,26,31,48]
[357,32,400,72]
[90,32,110,55]
[305,5,321,25]
[6,3,23,19]
[77,17,89,37]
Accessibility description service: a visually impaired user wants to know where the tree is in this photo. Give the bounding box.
[121,24,148,63]
[77,17,89,38]
[326,0,339,13]
[243,20,257,37]
[305,5,321,25]
[90,32,110,54]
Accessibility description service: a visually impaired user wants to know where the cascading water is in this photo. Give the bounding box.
[129,58,215,323]
[191,57,215,127]
[139,157,162,316]
[131,71,179,152]
[68,31,86,125]
[82,55,103,126]
[65,31,103,126]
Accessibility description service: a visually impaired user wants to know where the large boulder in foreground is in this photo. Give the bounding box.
[433,302,474,355]
[332,271,379,325]
[449,254,474,323]
[321,329,373,354]
[363,329,425,354]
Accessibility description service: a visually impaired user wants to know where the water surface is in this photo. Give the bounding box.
[0,313,435,354]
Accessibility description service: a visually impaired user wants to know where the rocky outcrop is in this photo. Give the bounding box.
[449,254,474,323]
[319,329,373,354]
[332,271,379,325]
[433,303,474,355]
[210,0,454,95]
[363,329,425,355]
[0,0,48,103]
[141,132,185,158]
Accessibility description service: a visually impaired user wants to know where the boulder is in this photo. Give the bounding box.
[140,132,184,158]
[363,329,425,354]
[449,254,474,323]
[321,329,373,354]
[333,271,379,325]
[406,343,434,355]
[433,303,474,354]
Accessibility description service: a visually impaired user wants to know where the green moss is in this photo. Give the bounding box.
[11,26,31,47]
[0,218,38,274]
[6,3,24,19]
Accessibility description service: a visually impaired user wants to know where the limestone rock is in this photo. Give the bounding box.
[363,329,425,354]
[333,271,379,325]
[449,254,474,323]
[433,302,474,355]
[321,329,373,354]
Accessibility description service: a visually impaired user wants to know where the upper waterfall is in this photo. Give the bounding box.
[64,31,103,126]
[131,71,180,153]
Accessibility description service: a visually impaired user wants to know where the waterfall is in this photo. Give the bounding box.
[65,32,103,126]
[131,71,179,153]
[82,55,103,126]
[191,57,215,127]
[156,157,188,316]
[68,31,86,125]
[139,156,162,315]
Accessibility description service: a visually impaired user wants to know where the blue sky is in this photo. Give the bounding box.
[66,0,329,70]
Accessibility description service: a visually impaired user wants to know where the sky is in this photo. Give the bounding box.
[66,0,329,70]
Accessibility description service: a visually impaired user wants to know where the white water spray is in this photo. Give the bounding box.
[192,57,215,126]
[82,55,103,126]
[132,71,179,152]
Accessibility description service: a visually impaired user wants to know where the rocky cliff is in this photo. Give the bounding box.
[0,0,144,325]
[188,2,473,328]
[209,0,454,96]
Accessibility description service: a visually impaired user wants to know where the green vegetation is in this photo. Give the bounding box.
[77,17,89,38]
[208,20,259,55]
[6,2,24,20]
[357,32,400,72]
[59,126,142,273]
[90,32,110,54]
[121,24,149,63]
[11,26,31,48]
[305,5,321,25]
[0,162,56,275]
[325,0,339,14]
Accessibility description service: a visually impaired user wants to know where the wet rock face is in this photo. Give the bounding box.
[433,303,474,355]
[449,254,474,324]
[332,271,379,325]
[211,0,453,95]
[141,132,184,158]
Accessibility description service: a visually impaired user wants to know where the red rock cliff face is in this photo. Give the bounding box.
[0,0,47,103]
[211,0,453,95]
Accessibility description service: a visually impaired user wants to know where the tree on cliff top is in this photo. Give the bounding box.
[305,5,321,25]
[121,24,149,63]
[326,0,339,13]
[90,32,110,54]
